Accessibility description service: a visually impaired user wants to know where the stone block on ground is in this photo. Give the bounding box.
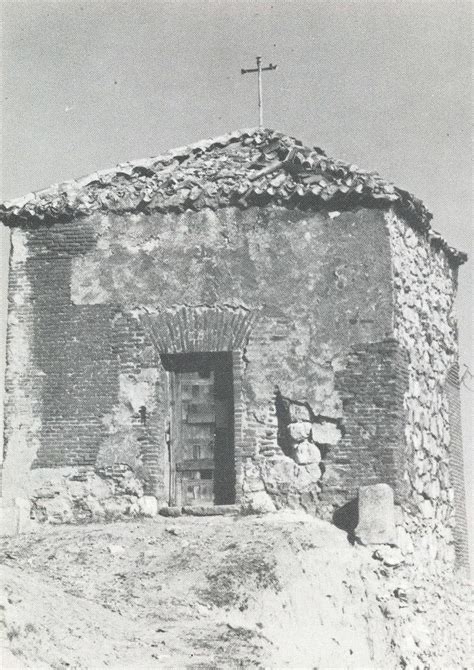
[159,506,182,517]
[1,497,33,535]
[355,483,397,545]
[372,546,404,567]
[138,495,158,517]
[181,504,241,516]
[0,506,19,536]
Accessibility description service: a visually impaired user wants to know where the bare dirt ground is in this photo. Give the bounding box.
[0,511,471,669]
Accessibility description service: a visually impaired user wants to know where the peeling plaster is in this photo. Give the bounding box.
[2,229,43,503]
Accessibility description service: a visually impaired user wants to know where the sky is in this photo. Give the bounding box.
[0,0,472,539]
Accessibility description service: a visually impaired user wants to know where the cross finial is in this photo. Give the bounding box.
[241,56,277,128]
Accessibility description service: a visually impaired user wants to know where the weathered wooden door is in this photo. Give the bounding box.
[169,354,234,507]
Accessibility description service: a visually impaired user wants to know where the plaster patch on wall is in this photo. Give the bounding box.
[2,229,43,504]
[118,369,159,415]
[96,368,160,472]
[71,215,112,305]
[71,253,111,305]
[10,229,28,264]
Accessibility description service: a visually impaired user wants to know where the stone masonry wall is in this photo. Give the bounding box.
[387,210,467,568]
[3,205,401,522]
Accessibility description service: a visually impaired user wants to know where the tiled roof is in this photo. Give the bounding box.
[0,127,466,265]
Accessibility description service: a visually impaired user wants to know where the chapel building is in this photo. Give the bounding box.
[0,128,468,567]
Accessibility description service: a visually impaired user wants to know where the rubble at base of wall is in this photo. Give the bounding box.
[25,465,159,525]
[353,483,458,572]
[241,455,326,516]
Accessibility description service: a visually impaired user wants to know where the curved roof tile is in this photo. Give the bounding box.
[0,128,466,265]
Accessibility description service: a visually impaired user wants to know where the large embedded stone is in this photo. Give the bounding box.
[261,457,299,488]
[293,441,322,466]
[244,491,277,514]
[418,498,434,518]
[81,495,106,521]
[33,495,75,524]
[259,455,321,503]
[396,524,414,556]
[413,477,423,495]
[311,421,341,445]
[117,470,144,497]
[288,403,311,423]
[288,421,312,442]
[373,546,404,567]
[138,495,158,517]
[242,461,265,493]
[423,479,440,500]
[304,462,324,481]
[355,483,397,545]
[101,497,135,519]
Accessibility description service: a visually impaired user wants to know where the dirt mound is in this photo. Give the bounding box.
[0,512,471,669]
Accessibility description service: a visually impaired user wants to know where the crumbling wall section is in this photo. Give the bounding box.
[65,205,397,515]
[1,229,43,504]
[3,205,400,521]
[2,221,168,523]
[387,210,466,568]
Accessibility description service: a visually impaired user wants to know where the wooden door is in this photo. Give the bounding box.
[169,354,234,507]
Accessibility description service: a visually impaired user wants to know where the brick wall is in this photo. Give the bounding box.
[446,364,469,568]
[27,238,117,468]
[3,205,398,515]
[331,339,409,505]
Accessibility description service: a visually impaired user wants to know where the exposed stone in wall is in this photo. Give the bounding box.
[3,205,425,523]
[28,465,151,524]
[240,393,344,514]
[275,394,341,465]
[241,456,324,515]
[387,210,464,568]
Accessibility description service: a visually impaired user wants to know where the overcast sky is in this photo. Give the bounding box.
[0,0,472,536]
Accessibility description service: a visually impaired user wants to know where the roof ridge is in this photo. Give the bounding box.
[2,127,266,209]
[0,128,467,266]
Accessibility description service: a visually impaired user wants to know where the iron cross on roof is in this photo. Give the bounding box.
[241,56,277,128]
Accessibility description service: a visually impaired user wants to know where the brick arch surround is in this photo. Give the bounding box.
[137,304,259,504]
[138,304,260,354]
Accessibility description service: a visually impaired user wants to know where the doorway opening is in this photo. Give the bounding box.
[161,352,235,507]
